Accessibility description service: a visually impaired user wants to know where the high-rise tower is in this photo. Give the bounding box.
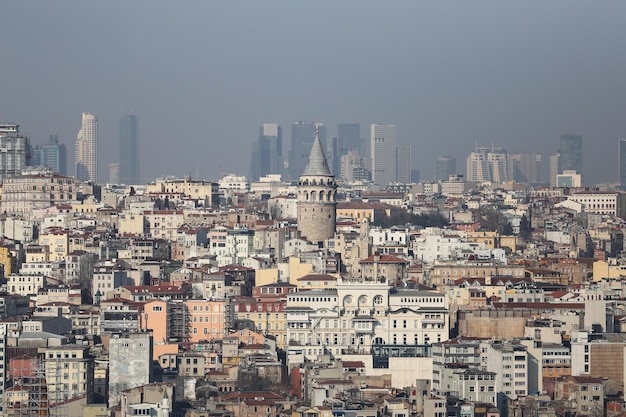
[75,112,97,182]
[297,124,337,245]
[250,123,282,181]
[436,155,456,181]
[370,124,396,187]
[559,134,582,175]
[38,135,67,175]
[619,139,626,189]
[119,114,139,184]
[0,123,30,179]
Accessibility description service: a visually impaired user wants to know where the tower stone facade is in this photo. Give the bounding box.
[297,125,337,244]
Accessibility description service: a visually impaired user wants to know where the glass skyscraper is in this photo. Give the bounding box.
[559,134,582,175]
[119,114,139,184]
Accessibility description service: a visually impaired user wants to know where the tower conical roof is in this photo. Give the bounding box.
[302,124,332,177]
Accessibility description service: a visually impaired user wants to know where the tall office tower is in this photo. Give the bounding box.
[340,151,371,182]
[338,123,360,156]
[620,140,626,189]
[466,147,510,183]
[436,155,456,181]
[329,136,339,176]
[109,163,120,184]
[289,121,326,180]
[0,123,30,179]
[75,112,98,182]
[488,151,511,183]
[509,153,542,184]
[119,114,139,184]
[549,153,560,187]
[39,134,67,175]
[559,134,583,175]
[370,124,397,186]
[411,169,420,183]
[466,148,491,182]
[252,123,282,181]
[396,145,411,183]
[329,122,361,177]
[297,124,337,244]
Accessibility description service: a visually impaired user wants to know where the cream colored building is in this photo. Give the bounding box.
[41,345,94,402]
[38,230,70,262]
[7,275,46,296]
[118,213,147,235]
[0,172,79,216]
[146,178,219,208]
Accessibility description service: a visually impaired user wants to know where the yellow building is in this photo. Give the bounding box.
[467,231,517,252]
[0,245,17,277]
[119,213,147,235]
[288,256,314,285]
[71,200,100,214]
[592,259,626,282]
[24,245,50,263]
[231,296,288,348]
[38,230,69,262]
[336,201,395,223]
[296,273,337,290]
[255,267,280,287]
[41,345,94,402]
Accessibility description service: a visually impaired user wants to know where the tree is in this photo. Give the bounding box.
[519,214,532,241]
[78,253,99,304]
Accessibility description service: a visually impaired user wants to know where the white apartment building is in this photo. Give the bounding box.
[7,275,46,296]
[286,277,449,361]
[145,210,185,241]
[567,191,626,217]
[480,340,528,400]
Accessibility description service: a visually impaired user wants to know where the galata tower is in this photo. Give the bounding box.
[296,124,337,245]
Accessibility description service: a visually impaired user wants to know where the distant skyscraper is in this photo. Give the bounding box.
[549,153,560,187]
[0,123,29,179]
[436,155,456,181]
[119,114,139,184]
[338,123,360,156]
[251,123,282,181]
[38,134,67,175]
[509,153,541,184]
[289,121,326,179]
[370,124,396,187]
[75,112,97,182]
[396,145,411,184]
[109,163,120,184]
[466,147,511,183]
[619,140,626,189]
[334,123,360,177]
[411,169,420,183]
[559,134,582,176]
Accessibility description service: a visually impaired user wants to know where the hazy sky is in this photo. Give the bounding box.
[2,1,626,184]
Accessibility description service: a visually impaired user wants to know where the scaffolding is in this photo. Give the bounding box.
[6,355,68,417]
[168,301,190,343]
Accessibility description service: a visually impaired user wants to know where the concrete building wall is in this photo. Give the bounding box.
[108,333,153,407]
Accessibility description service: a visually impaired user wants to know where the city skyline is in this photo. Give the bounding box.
[1,2,625,184]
